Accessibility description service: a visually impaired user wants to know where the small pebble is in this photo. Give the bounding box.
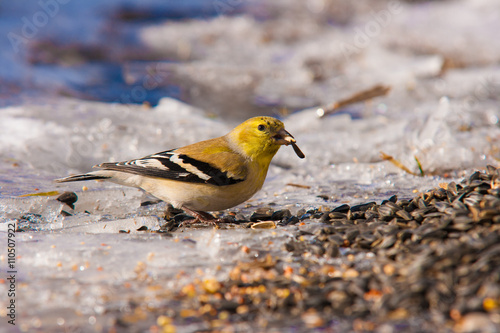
[56,191,78,209]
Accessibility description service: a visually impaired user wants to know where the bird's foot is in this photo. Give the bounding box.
[178,208,222,227]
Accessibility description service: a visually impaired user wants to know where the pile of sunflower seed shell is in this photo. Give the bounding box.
[152,166,500,331]
[282,166,500,329]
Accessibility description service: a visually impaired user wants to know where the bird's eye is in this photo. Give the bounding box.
[257,124,266,131]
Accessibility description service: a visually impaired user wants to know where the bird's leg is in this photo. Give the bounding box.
[179,207,222,226]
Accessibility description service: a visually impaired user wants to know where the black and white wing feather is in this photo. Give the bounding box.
[95,149,245,186]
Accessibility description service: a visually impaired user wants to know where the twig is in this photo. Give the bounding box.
[286,183,311,189]
[19,191,60,197]
[317,84,391,117]
[380,152,421,176]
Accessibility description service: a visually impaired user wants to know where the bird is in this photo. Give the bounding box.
[55,116,305,224]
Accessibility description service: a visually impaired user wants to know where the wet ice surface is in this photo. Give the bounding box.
[10,229,294,331]
[1,0,500,331]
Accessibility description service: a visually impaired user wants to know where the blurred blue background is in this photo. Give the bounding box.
[0,0,244,107]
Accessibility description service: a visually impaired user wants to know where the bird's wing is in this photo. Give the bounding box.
[94,138,248,186]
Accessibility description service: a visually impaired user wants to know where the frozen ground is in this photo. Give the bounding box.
[1,0,500,332]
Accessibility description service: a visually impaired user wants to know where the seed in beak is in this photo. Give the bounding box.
[275,129,305,158]
[291,142,305,159]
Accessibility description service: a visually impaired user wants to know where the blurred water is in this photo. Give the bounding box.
[0,0,231,106]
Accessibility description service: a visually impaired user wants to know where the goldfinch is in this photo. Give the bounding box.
[55,116,304,224]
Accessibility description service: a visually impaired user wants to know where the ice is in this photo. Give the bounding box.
[60,216,161,233]
[0,98,229,174]
[0,227,295,331]
[70,188,144,216]
[0,187,149,232]
[0,197,65,231]
[384,0,500,66]
[137,0,500,117]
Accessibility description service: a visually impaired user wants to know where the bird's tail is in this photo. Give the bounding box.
[54,173,110,183]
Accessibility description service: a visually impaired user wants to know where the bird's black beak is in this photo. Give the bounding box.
[274,129,305,159]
